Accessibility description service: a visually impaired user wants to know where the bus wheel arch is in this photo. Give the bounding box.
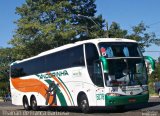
[22,95,31,111]
[77,92,90,113]
[30,95,40,111]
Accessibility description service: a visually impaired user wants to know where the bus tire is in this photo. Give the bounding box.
[79,94,90,113]
[31,96,39,111]
[23,96,31,111]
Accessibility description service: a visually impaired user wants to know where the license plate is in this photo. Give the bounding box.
[128,98,136,102]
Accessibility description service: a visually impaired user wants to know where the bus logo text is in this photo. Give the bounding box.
[37,70,69,79]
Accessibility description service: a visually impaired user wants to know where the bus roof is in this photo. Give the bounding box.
[12,38,137,64]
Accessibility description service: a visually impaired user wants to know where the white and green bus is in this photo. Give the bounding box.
[10,38,155,113]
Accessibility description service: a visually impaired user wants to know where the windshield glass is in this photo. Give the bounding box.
[99,42,142,58]
[99,42,147,87]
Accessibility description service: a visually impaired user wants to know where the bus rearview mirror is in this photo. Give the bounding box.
[144,56,155,74]
[99,56,109,73]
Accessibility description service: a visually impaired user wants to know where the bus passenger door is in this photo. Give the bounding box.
[93,61,105,106]
[85,43,105,106]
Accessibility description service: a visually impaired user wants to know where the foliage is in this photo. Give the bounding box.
[9,0,160,59]
[127,22,157,51]
[107,22,127,38]
[107,21,159,51]
[149,63,160,81]
[9,0,105,60]
[0,48,14,94]
[148,63,160,96]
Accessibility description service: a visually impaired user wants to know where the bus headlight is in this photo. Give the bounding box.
[106,93,121,96]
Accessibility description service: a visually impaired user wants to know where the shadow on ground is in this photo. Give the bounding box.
[23,101,160,114]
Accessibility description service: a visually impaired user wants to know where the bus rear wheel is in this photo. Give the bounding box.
[23,96,31,111]
[79,94,90,113]
[31,96,39,111]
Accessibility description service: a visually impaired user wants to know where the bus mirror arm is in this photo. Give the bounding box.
[99,56,109,73]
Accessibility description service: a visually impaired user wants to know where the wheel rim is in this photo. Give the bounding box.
[81,99,87,110]
[32,99,37,108]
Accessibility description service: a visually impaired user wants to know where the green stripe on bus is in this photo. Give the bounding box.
[57,77,75,105]
[45,79,67,106]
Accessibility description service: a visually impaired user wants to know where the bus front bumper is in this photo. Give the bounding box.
[105,93,149,106]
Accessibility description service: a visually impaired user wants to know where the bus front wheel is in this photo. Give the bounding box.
[31,96,39,111]
[79,94,90,113]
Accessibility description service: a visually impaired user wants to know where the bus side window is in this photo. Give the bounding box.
[85,43,104,87]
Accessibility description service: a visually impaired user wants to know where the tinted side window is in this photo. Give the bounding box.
[44,45,85,72]
[85,43,104,87]
[11,63,26,78]
[85,44,99,65]
[30,57,45,74]
[11,45,85,78]
[68,45,85,67]
[11,57,45,78]
[45,50,67,72]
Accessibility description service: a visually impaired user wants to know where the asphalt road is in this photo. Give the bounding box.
[0,97,160,116]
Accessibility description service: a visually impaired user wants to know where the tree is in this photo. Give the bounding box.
[9,0,105,60]
[149,62,160,81]
[106,22,159,51]
[0,48,14,94]
[127,22,157,51]
[107,22,127,38]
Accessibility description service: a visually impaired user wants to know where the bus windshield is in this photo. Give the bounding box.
[99,42,142,58]
[99,42,147,87]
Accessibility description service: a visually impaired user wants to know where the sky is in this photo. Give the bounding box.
[0,0,160,59]
[0,0,25,47]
